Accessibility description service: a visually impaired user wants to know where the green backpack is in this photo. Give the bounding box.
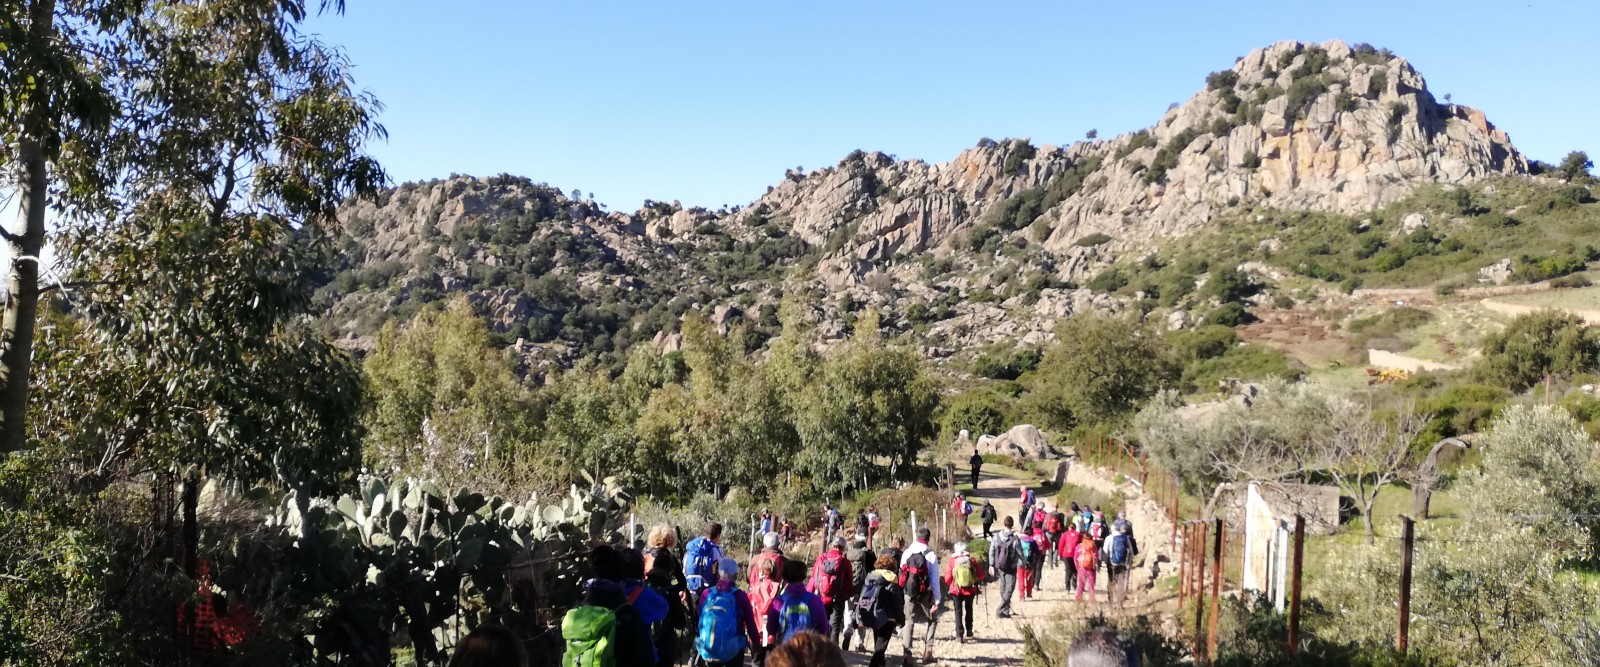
[561,605,616,667]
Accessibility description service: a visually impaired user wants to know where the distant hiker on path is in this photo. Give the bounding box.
[969,449,984,488]
[1103,524,1138,606]
[842,534,875,652]
[988,517,1022,618]
[1057,520,1082,593]
[1074,532,1099,603]
[980,500,998,538]
[759,509,774,535]
[866,506,882,548]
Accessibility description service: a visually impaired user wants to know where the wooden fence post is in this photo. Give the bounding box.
[1289,514,1305,655]
[1178,522,1189,609]
[1399,514,1415,653]
[1194,520,1208,663]
[1208,517,1223,659]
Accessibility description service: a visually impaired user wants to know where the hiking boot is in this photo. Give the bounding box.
[921,649,936,663]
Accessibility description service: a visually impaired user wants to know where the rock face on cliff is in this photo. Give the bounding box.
[324,40,1530,373]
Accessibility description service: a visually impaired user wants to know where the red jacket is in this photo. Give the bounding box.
[942,552,982,596]
[807,549,854,605]
[1058,528,1082,559]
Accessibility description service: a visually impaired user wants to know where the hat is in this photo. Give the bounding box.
[832,536,847,550]
[763,531,781,548]
[717,557,739,579]
[953,542,968,554]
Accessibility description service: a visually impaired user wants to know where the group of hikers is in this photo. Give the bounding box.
[969,486,1142,614]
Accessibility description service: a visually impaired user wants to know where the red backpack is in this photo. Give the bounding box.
[812,551,847,604]
[1045,513,1063,534]
[899,551,934,600]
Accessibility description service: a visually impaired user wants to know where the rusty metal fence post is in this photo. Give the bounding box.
[1399,515,1415,653]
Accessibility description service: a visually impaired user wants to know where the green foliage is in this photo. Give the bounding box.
[1559,150,1594,183]
[940,390,1008,443]
[1087,266,1129,293]
[1075,232,1113,247]
[1144,127,1203,184]
[972,344,1043,380]
[1114,130,1157,160]
[1136,381,1349,491]
[1511,250,1591,283]
[1205,266,1258,303]
[1001,139,1038,175]
[1240,150,1262,169]
[1180,343,1300,393]
[1473,311,1600,391]
[1207,69,1240,91]
[1346,306,1434,336]
[1203,302,1254,327]
[1024,314,1178,428]
[981,155,1103,233]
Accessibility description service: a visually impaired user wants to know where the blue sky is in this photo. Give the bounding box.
[307,0,1600,211]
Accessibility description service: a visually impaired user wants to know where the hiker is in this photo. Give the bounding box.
[619,548,670,664]
[1066,627,1142,667]
[696,557,761,667]
[1017,529,1036,600]
[1018,487,1036,530]
[447,624,528,667]
[767,630,848,667]
[880,536,905,567]
[988,516,1022,618]
[854,508,870,540]
[780,517,798,544]
[866,506,882,548]
[749,532,786,652]
[856,554,906,667]
[644,525,688,667]
[766,558,831,647]
[1028,528,1049,593]
[809,537,856,645]
[1031,505,1049,538]
[980,499,998,538]
[1058,520,1083,592]
[1045,508,1065,569]
[684,522,726,597]
[969,448,984,488]
[759,509,774,535]
[899,527,942,664]
[1074,532,1099,603]
[1112,512,1134,541]
[842,533,876,652]
[563,545,654,667]
[1087,511,1109,555]
[824,503,843,543]
[943,542,981,643]
[1102,524,1138,606]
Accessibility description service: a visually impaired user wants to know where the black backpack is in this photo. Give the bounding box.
[992,534,1020,572]
[856,576,892,629]
[981,504,997,522]
[899,552,933,600]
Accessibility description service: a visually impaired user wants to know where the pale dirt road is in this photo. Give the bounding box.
[838,460,1180,666]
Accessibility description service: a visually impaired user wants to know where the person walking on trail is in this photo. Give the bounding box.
[809,537,856,646]
[969,449,984,489]
[696,557,761,667]
[1057,520,1082,593]
[1074,533,1100,603]
[898,527,942,665]
[856,555,906,667]
[1102,524,1139,606]
[644,526,688,667]
[766,559,831,649]
[1044,508,1065,570]
[824,504,843,543]
[749,532,787,650]
[1017,529,1037,600]
[564,546,655,667]
[1028,528,1049,593]
[866,506,882,548]
[685,522,726,597]
[988,517,1023,618]
[880,537,905,568]
[980,500,998,538]
[842,534,876,652]
[943,542,981,643]
[620,549,670,664]
[759,509,774,535]
[854,509,870,541]
[1018,487,1036,530]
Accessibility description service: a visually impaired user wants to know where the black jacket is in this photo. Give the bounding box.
[847,545,876,594]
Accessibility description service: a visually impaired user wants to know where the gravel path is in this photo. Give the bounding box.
[839,460,1180,666]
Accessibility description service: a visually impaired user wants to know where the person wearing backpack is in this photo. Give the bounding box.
[980,500,998,538]
[988,516,1023,618]
[619,548,669,664]
[879,536,904,568]
[1074,535,1099,603]
[842,534,876,652]
[766,558,830,648]
[1057,522,1082,593]
[563,545,654,667]
[748,533,786,655]
[1028,528,1049,593]
[1017,530,1038,600]
[447,624,528,667]
[942,542,981,643]
[695,558,761,666]
[854,509,870,539]
[898,527,942,665]
[1103,524,1139,606]
[644,526,688,667]
[684,522,726,597]
[808,537,856,645]
[856,555,906,667]
[1044,510,1065,570]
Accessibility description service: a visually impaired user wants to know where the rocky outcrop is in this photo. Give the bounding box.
[975,424,1056,459]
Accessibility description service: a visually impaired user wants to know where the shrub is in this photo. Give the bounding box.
[1180,343,1301,393]
[1203,302,1254,327]
[1113,130,1157,160]
[939,390,1008,443]
[1204,266,1258,303]
[1075,232,1113,247]
[1170,324,1239,362]
[1511,253,1587,283]
[1002,139,1038,175]
[1240,151,1261,169]
[1551,274,1593,289]
[1474,311,1600,390]
[1087,267,1129,293]
[973,345,1043,381]
[1367,70,1389,97]
[1206,70,1239,91]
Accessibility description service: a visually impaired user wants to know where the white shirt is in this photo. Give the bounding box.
[899,540,943,604]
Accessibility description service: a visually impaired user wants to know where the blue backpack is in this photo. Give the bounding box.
[684,536,718,590]
[1110,533,1132,565]
[1019,539,1035,562]
[778,591,813,642]
[695,588,745,662]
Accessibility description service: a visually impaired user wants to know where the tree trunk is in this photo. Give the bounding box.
[1,0,56,453]
[1413,485,1433,520]
[1361,499,1376,546]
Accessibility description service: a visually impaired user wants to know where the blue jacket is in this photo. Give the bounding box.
[625,580,669,626]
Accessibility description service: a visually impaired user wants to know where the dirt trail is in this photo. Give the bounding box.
[840,459,1180,666]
